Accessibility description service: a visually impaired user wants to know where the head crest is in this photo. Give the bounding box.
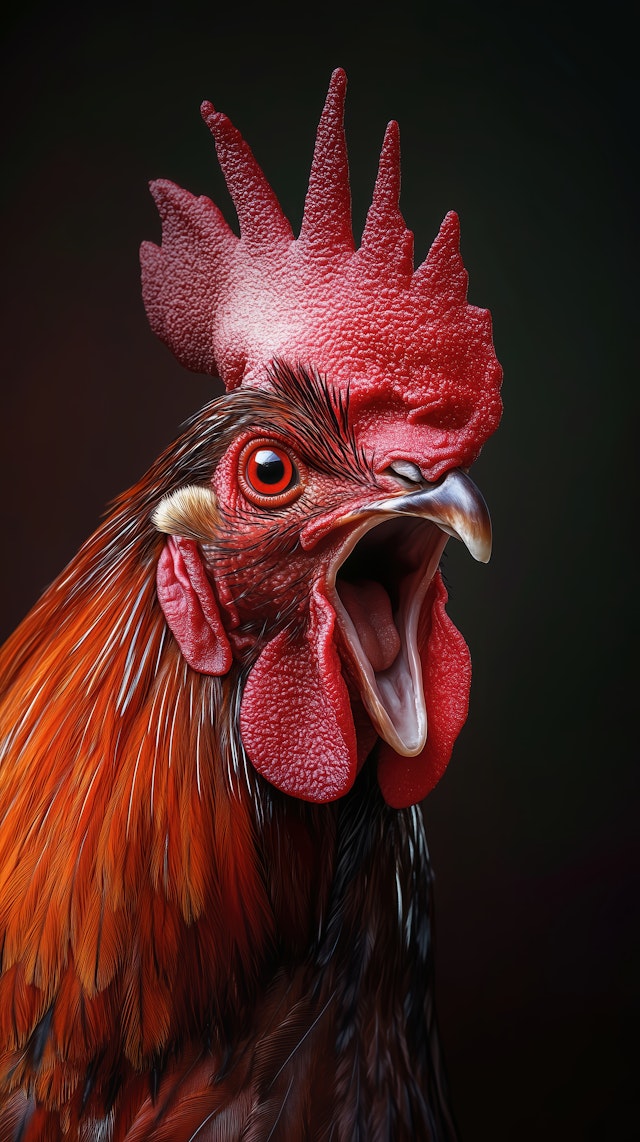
[141,68,502,470]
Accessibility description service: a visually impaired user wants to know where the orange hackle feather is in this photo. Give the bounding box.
[0,374,463,1141]
[0,406,282,1129]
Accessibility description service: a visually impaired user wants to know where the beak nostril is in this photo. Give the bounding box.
[388,460,424,485]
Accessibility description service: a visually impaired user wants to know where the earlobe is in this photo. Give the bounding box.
[156,536,232,675]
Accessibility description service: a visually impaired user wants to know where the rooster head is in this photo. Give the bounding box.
[141,69,502,809]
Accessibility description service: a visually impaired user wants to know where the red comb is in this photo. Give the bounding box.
[141,68,502,471]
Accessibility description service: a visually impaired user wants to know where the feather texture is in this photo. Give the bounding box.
[1,369,460,1138]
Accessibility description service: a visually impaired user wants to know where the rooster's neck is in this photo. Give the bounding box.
[0,497,280,1107]
[0,473,441,1130]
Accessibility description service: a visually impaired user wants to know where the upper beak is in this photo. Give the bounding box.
[367,468,493,563]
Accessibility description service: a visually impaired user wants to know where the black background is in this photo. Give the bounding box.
[1,3,637,1138]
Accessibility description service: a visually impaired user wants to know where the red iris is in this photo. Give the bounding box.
[239,440,302,506]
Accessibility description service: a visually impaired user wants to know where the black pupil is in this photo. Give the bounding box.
[255,449,287,486]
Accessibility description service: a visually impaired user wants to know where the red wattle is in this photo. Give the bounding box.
[377,573,471,808]
[239,585,357,802]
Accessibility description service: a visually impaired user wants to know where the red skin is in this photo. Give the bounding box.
[157,412,472,807]
[146,69,501,808]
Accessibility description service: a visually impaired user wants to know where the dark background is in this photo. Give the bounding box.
[1,3,637,1138]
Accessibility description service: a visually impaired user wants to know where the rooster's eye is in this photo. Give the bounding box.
[239,440,303,506]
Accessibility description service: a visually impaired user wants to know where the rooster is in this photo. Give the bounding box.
[0,69,502,1140]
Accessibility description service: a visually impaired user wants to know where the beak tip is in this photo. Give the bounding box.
[474,530,492,564]
[476,529,492,563]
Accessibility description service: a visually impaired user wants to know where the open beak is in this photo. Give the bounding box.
[325,468,492,757]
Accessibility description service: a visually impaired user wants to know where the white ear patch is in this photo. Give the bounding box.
[152,486,220,542]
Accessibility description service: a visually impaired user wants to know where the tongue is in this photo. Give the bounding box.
[337,579,401,673]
